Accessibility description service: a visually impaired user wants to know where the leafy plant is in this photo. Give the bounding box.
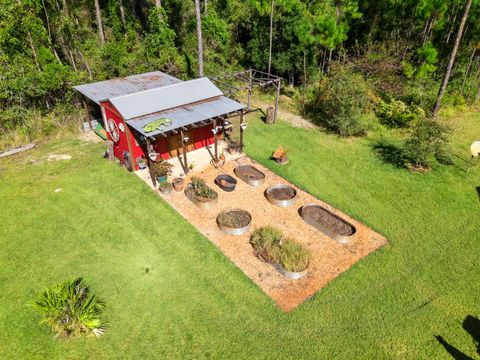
[159,182,173,193]
[278,239,310,273]
[151,159,173,177]
[32,278,107,338]
[305,64,375,136]
[375,98,425,128]
[404,119,451,169]
[250,226,283,262]
[190,177,217,200]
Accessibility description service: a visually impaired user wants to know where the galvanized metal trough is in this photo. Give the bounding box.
[234,165,265,187]
[265,184,298,207]
[300,204,356,244]
[216,209,252,236]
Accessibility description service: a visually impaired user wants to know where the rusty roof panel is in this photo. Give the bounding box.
[73,71,181,105]
[126,96,246,137]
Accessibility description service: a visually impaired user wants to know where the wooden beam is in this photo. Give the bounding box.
[82,98,93,131]
[274,79,281,123]
[213,118,218,161]
[239,111,244,152]
[180,129,188,174]
[160,132,167,138]
[145,138,157,188]
[181,126,188,131]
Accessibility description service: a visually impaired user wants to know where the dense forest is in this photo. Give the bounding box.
[0,0,479,146]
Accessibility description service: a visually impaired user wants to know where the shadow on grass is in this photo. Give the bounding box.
[476,187,480,203]
[371,140,407,168]
[435,315,480,359]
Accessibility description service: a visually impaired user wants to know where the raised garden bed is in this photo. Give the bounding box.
[216,209,252,235]
[234,165,265,187]
[185,177,218,209]
[214,174,237,192]
[265,184,297,207]
[300,204,356,244]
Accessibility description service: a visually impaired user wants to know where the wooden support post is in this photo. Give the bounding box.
[273,79,281,123]
[181,129,188,174]
[145,138,157,188]
[82,98,94,131]
[213,118,218,161]
[239,111,244,152]
[247,69,252,111]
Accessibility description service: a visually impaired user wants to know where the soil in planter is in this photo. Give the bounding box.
[236,165,264,180]
[217,210,251,228]
[185,185,217,203]
[268,187,295,200]
[302,206,355,237]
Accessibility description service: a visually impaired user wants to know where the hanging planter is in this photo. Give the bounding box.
[216,209,252,235]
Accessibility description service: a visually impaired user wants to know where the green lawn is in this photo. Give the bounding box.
[0,110,479,359]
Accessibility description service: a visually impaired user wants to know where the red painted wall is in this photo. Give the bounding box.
[193,123,214,149]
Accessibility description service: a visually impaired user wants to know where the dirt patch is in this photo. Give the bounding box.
[217,210,251,228]
[268,187,296,200]
[154,157,387,311]
[302,205,355,237]
[48,154,72,161]
[235,165,264,180]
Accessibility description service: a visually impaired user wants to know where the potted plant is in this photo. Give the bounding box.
[159,182,173,195]
[272,145,289,164]
[151,159,173,182]
[227,141,242,155]
[185,177,218,209]
[172,177,184,191]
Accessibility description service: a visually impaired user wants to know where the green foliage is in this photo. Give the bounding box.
[32,278,107,338]
[151,159,174,177]
[190,177,217,200]
[305,64,375,136]
[415,42,438,79]
[404,118,451,169]
[375,98,425,128]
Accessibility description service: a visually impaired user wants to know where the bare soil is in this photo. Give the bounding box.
[268,187,296,200]
[160,157,387,311]
[303,206,355,237]
[236,165,264,180]
[217,210,251,228]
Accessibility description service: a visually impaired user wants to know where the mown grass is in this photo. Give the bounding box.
[0,109,479,359]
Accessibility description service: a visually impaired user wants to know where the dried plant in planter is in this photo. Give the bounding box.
[217,209,251,228]
[151,159,173,178]
[32,278,107,338]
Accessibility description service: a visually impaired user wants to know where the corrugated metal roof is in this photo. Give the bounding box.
[73,71,181,105]
[109,78,223,120]
[126,96,246,137]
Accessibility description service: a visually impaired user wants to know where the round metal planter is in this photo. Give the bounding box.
[234,165,265,187]
[185,184,218,209]
[216,209,252,236]
[265,184,298,208]
[214,174,237,192]
[300,204,356,244]
[274,262,308,280]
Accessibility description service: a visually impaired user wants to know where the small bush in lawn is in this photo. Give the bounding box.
[32,278,107,338]
[278,239,310,273]
[250,226,283,262]
[305,64,375,136]
[375,98,425,128]
[404,119,451,170]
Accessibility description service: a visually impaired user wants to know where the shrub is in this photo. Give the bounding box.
[250,226,283,262]
[404,119,451,169]
[375,98,425,128]
[151,159,173,177]
[32,278,107,338]
[277,239,310,273]
[305,64,375,136]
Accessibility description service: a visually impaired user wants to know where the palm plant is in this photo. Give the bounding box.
[32,278,107,338]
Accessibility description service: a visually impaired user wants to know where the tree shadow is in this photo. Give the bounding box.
[435,315,480,359]
[476,187,480,203]
[371,140,407,168]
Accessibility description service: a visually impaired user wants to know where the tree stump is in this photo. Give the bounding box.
[266,106,275,124]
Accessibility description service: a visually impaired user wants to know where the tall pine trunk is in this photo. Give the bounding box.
[94,0,105,44]
[194,0,204,77]
[432,0,472,117]
[119,0,127,27]
[267,0,274,75]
